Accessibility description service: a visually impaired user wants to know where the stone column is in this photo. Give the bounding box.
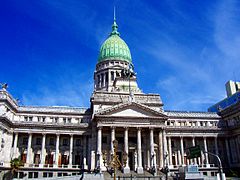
[26,133,32,166]
[192,137,197,164]
[163,129,168,167]
[203,137,209,165]
[158,129,164,168]
[124,127,130,173]
[225,138,231,165]
[97,127,103,170]
[83,136,88,169]
[55,134,60,167]
[13,133,18,158]
[150,128,156,168]
[137,128,143,174]
[69,134,73,167]
[40,134,46,167]
[180,137,184,165]
[111,127,115,154]
[168,137,172,166]
[177,150,181,165]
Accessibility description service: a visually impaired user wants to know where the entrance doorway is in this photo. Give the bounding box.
[45,154,53,165]
[75,155,81,166]
[129,152,134,170]
[34,154,40,165]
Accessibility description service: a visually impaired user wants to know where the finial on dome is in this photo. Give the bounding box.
[111,6,120,36]
[114,6,116,22]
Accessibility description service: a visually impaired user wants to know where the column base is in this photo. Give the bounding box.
[123,167,130,174]
[84,164,88,170]
[100,166,107,171]
[137,167,143,174]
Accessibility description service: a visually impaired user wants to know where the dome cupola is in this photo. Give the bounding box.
[98,14,132,63]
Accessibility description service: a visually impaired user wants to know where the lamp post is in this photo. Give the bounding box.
[203,151,224,180]
[102,140,128,180]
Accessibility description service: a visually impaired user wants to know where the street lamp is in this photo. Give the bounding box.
[102,140,128,180]
[203,151,224,180]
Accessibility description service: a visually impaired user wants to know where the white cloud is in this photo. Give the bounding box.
[214,0,240,59]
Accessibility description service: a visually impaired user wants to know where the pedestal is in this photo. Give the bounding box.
[123,167,130,174]
[137,167,143,174]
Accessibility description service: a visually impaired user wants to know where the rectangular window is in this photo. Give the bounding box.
[68,118,71,123]
[105,72,108,83]
[24,117,28,121]
[63,118,66,124]
[29,117,33,121]
[36,138,41,145]
[76,139,81,146]
[102,136,107,144]
[23,137,28,145]
[63,138,68,146]
[49,138,54,146]
[111,71,114,81]
[101,74,104,84]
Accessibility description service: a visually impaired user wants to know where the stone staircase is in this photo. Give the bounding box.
[103,170,165,180]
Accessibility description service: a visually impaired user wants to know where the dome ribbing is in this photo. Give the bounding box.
[98,18,132,63]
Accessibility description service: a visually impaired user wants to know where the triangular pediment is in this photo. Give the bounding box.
[95,102,167,118]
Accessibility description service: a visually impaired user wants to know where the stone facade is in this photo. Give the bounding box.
[0,18,240,179]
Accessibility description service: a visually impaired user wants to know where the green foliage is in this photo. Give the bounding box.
[10,158,24,173]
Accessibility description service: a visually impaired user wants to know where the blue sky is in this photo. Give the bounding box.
[0,0,240,111]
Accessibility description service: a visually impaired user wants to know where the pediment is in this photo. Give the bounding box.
[95,102,167,118]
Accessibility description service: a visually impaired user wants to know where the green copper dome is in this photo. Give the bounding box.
[98,19,132,63]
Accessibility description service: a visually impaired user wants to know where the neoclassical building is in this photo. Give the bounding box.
[0,17,239,179]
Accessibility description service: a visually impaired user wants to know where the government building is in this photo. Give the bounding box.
[0,15,240,179]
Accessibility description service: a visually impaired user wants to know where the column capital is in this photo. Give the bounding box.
[149,127,154,130]
[28,132,33,135]
[42,133,46,136]
[111,126,116,130]
[97,126,102,130]
[56,133,60,137]
[69,134,73,137]
[137,127,142,130]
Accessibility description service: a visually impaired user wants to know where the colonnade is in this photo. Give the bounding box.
[96,126,235,174]
[12,133,88,168]
[165,136,234,168]
[96,127,166,174]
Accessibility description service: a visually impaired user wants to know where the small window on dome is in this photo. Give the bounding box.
[111,72,114,81]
